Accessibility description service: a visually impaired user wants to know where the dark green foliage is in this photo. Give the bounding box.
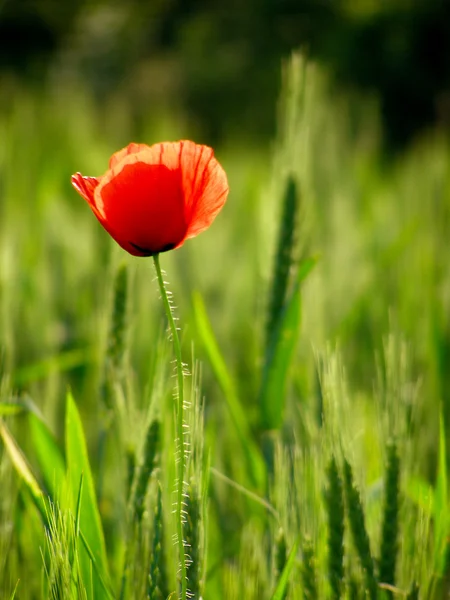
[148,485,169,600]
[265,176,298,350]
[102,263,128,409]
[378,441,400,595]
[406,582,419,600]
[125,446,136,501]
[132,420,160,523]
[301,538,317,600]
[325,456,345,600]
[274,528,288,600]
[183,483,202,599]
[347,577,360,600]
[343,459,378,600]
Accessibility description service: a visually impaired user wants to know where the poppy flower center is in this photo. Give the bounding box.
[99,161,188,255]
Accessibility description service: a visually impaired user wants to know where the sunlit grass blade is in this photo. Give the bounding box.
[28,412,66,499]
[8,580,19,600]
[65,391,111,598]
[0,418,44,506]
[270,537,299,600]
[260,256,316,430]
[192,291,265,490]
[0,402,26,416]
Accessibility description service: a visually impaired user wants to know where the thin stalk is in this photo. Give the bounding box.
[153,254,187,600]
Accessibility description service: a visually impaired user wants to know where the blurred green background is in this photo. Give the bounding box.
[1,2,450,597]
[1,0,450,466]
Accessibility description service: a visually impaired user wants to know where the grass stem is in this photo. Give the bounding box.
[153,254,187,600]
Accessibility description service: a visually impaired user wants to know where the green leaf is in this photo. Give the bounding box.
[28,412,66,500]
[65,391,111,598]
[192,291,265,490]
[13,347,96,386]
[0,402,26,416]
[434,410,448,575]
[261,257,317,430]
[8,581,19,600]
[270,537,300,600]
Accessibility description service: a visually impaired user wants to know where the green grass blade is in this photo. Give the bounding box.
[260,256,316,430]
[192,291,265,490]
[270,537,300,600]
[75,473,84,538]
[0,402,26,416]
[434,409,448,575]
[28,412,66,500]
[0,418,43,504]
[65,391,111,597]
[12,347,96,387]
[8,580,19,600]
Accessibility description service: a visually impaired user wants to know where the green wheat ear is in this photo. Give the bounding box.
[325,456,345,600]
[265,175,299,349]
[183,481,202,599]
[301,537,318,600]
[131,419,160,523]
[274,528,288,600]
[378,440,400,596]
[102,262,128,409]
[148,484,169,600]
[343,458,378,600]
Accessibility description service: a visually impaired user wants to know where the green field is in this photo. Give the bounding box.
[1,54,450,599]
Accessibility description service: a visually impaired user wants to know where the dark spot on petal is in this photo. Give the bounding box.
[129,242,155,256]
[129,241,176,256]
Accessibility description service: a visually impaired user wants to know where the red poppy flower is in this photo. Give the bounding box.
[71,140,229,256]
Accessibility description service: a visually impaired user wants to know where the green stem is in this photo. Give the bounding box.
[153,254,187,600]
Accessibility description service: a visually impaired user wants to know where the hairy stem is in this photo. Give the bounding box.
[153,254,187,600]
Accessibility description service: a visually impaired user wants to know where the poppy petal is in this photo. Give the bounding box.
[177,141,229,239]
[95,155,188,255]
[109,143,150,170]
[71,173,101,208]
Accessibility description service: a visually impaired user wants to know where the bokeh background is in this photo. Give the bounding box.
[2,2,450,597]
[3,0,450,150]
[2,0,450,455]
